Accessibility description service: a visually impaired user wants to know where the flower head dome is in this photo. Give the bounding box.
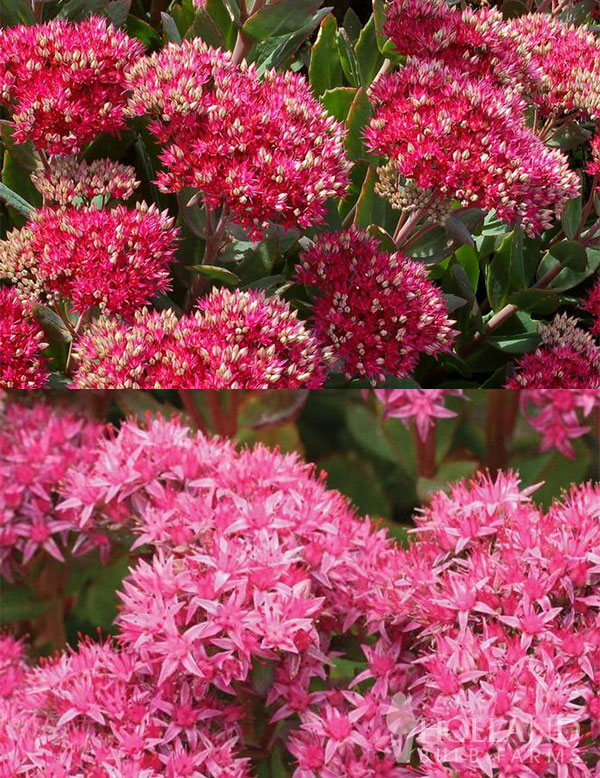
[195,288,330,388]
[31,157,139,207]
[0,16,143,154]
[73,289,329,388]
[0,203,178,317]
[365,58,580,235]
[510,13,600,118]
[385,0,538,88]
[126,39,350,238]
[506,313,600,388]
[71,308,195,389]
[582,275,600,336]
[297,229,456,381]
[0,287,48,389]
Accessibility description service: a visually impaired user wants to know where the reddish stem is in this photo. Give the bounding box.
[460,257,565,359]
[414,422,437,478]
[178,390,207,433]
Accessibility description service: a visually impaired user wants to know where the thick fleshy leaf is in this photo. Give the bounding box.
[561,191,582,240]
[336,28,360,87]
[0,0,35,25]
[0,181,34,218]
[355,16,383,87]
[508,289,560,314]
[161,12,182,43]
[549,240,587,272]
[344,88,373,161]
[309,14,344,96]
[321,87,357,122]
[243,0,324,41]
[187,265,240,285]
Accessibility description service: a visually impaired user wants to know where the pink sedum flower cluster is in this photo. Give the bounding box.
[73,288,329,388]
[372,388,600,459]
[1,415,599,778]
[520,389,600,458]
[365,58,580,236]
[0,401,104,579]
[36,414,410,778]
[1,635,252,778]
[507,313,600,388]
[388,473,600,778]
[297,229,456,381]
[0,203,178,317]
[373,389,465,440]
[126,40,350,238]
[0,287,48,389]
[0,17,143,154]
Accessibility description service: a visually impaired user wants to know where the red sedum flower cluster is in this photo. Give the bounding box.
[297,229,456,381]
[73,288,330,388]
[510,12,600,118]
[0,3,597,388]
[582,276,600,336]
[0,287,48,389]
[506,314,600,388]
[0,203,178,317]
[0,16,143,154]
[384,0,538,88]
[126,40,350,239]
[365,58,579,236]
[31,157,140,207]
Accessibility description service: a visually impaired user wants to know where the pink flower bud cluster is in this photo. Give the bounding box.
[73,288,329,388]
[31,157,140,207]
[0,203,178,317]
[0,17,143,154]
[297,229,456,381]
[0,287,48,389]
[385,0,539,89]
[506,313,600,388]
[373,389,465,439]
[520,389,600,458]
[0,401,104,579]
[42,414,409,778]
[510,13,600,119]
[582,275,600,335]
[126,40,350,238]
[1,636,252,778]
[365,58,580,236]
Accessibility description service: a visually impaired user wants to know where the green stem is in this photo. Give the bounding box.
[184,204,229,312]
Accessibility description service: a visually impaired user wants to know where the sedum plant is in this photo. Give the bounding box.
[0,0,599,387]
[0,397,599,778]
